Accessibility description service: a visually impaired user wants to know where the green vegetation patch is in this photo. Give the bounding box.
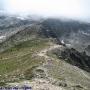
[0,38,49,82]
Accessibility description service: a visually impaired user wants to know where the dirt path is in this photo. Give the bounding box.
[7,43,90,90]
[37,44,61,58]
[7,44,65,90]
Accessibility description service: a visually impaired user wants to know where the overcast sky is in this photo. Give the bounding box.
[0,0,90,21]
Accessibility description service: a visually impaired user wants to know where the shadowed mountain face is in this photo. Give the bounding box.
[40,18,90,55]
[41,18,90,37]
[52,47,90,72]
[40,19,90,73]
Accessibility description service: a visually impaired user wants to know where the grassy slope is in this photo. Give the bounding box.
[0,38,49,83]
[0,37,90,89]
[47,51,90,89]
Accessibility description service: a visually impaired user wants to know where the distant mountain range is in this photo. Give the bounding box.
[0,15,90,55]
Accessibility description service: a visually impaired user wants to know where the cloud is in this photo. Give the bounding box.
[0,0,90,21]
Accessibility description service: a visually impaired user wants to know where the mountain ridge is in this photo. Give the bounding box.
[0,15,90,89]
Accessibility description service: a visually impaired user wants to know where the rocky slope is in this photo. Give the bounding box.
[40,18,90,55]
[0,15,90,90]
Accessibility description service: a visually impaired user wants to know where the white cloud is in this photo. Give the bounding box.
[1,0,90,20]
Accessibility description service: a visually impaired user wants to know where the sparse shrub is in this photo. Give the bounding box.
[0,82,6,86]
[24,66,37,80]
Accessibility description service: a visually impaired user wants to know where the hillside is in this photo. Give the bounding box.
[0,16,90,90]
